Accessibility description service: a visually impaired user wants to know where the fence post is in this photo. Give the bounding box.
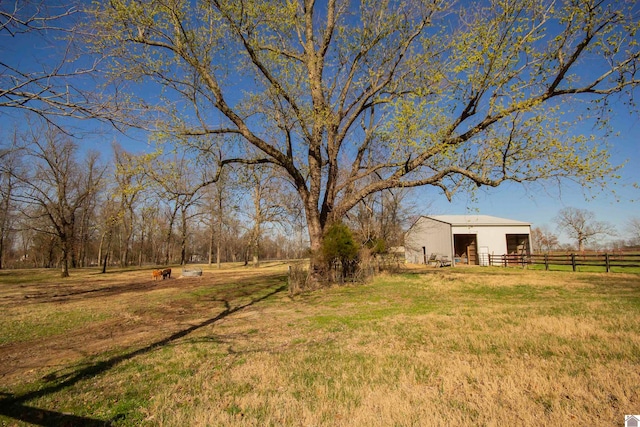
[571,253,576,272]
[605,253,610,273]
[544,253,549,271]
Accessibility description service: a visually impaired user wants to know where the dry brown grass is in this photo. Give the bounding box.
[139,269,640,426]
[1,265,639,426]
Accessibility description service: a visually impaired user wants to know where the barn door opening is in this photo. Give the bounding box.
[506,234,530,265]
[454,234,477,265]
[506,234,530,255]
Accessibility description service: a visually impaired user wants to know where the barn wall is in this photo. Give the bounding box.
[452,225,531,257]
[405,217,453,264]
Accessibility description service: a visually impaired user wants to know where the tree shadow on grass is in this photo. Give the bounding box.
[0,284,287,426]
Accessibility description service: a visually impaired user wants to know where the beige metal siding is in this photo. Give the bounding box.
[405,217,453,264]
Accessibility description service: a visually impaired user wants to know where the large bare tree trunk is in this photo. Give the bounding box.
[216,242,221,268]
[138,228,145,267]
[217,192,222,268]
[97,230,106,267]
[180,211,187,265]
[208,225,214,267]
[0,178,12,270]
[101,231,112,274]
[164,208,177,266]
[305,208,326,285]
[60,236,70,278]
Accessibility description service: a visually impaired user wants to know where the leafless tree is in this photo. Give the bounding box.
[96,197,120,272]
[239,163,291,267]
[0,133,22,268]
[200,166,240,268]
[73,176,100,267]
[626,217,640,247]
[348,188,416,252]
[555,207,616,252]
[145,152,210,265]
[110,144,149,266]
[530,225,560,253]
[10,124,105,277]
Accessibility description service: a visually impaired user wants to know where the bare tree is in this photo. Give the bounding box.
[73,177,100,267]
[111,144,148,266]
[555,207,616,252]
[626,217,640,247]
[18,213,58,267]
[10,124,105,277]
[96,197,120,273]
[348,188,416,252]
[530,225,559,253]
[145,152,208,265]
[135,203,160,266]
[0,134,22,268]
[207,180,227,269]
[238,163,291,267]
[201,166,240,268]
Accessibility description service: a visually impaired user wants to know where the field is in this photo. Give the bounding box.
[0,264,639,426]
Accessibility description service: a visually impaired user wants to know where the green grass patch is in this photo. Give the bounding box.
[0,308,111,345]
[527,264,640,273]
[0,268,61,284]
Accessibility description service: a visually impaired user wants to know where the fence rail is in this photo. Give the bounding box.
[482,253,640,272]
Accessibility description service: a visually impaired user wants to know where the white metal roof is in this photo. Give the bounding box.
[426,215,530,226]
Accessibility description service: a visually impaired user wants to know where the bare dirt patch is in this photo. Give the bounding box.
[0,266,288,387]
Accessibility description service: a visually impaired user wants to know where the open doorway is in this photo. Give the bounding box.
[454,234,477,265]
[506,234,530,255]
[506,234,530,266]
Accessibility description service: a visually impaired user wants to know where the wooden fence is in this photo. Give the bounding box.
[482,253,640,272]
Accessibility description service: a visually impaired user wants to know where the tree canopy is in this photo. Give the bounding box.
[62,0,640,276]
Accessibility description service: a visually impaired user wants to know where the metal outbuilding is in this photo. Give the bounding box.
[404,215,531,266]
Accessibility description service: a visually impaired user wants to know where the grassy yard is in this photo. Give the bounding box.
[0,264,639,426]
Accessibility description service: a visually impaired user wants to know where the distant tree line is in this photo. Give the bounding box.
[531,207,640,253]
[0,123,412,276]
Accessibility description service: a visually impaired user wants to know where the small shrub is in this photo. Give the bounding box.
[321,223,360,264]
[322,223,360,281]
